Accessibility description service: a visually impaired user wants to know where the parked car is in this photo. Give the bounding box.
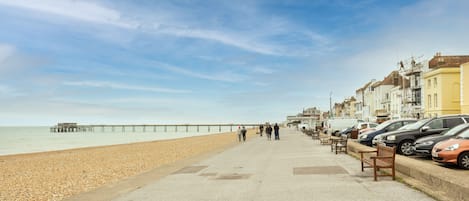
[432,128,469,169]
[374,115,469,156]
[358,119,416,146]
[359,127,375,135]
[414,123,469,157]
[325,118,362,135]
[340,122,378,137]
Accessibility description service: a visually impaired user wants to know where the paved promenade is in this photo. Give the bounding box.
[110,128,433,201]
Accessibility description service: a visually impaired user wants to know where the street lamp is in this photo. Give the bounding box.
[329,91,333,118]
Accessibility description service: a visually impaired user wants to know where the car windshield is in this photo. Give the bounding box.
[406,118,431,130]
[373,120,394,130]
[443,124,469,136]
[456,129,469,139]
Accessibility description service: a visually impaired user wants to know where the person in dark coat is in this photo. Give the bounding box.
[259,124,264,137]
[274,123,280,140]
[265,124,273,141]
[241,126,247,142]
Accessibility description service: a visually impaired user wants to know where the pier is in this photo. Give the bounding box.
[50,123,261,133]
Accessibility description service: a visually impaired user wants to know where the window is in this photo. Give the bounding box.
[444,118,464,128]
[434,93,437,107]
[427,119,444,129]
[415,74,420,87]
[414,88,421,105]
[465,118,469,123]
[428,95,432,108]
[434,78,437,88]
[387,122,403,131]
[427,79,431,88]
[403,121,415,125]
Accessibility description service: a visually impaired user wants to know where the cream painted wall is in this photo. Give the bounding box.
[423,68,461,117]
[462,62,469,114]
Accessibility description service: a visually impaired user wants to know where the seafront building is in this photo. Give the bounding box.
[462,62,469,114]
[402,58,428,118]
[423,54,469,117]
[286,107,321,128]
[332,52,469,122]
[354,81,371,120]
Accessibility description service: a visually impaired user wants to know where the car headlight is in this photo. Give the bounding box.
[421,141,434,146]
[444,144,460,151]
[361,134,368,139]
[387,135,396,141]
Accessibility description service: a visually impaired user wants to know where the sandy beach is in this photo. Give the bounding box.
[0,129,255,201]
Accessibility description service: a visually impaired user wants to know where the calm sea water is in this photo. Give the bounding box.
[0,125,238,156]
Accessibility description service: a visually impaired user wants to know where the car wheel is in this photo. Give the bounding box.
[458,152,469,170]
[398,140,414,156]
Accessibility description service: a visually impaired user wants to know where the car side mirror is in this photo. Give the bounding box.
[421,126,430,132]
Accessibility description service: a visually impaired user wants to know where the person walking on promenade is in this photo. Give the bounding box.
[259,124,264,137]
[237,126,242,142]
[241,126,247,142]
[274,123,280,140]
[265,124,273,141]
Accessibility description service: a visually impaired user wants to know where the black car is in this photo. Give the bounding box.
[357,119,416,146]
[413,123,469,157]
[375,115,469,156]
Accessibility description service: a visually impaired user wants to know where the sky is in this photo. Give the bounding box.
[0,0,468,126]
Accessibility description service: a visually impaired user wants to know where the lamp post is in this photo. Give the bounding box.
[329,91,333,118]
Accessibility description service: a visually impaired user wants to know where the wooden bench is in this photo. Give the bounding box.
[311,131,320,140]
[359,145,396,181]
[334,135,348,154]
[319,135,331,145]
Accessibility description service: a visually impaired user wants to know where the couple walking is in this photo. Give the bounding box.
[237,126,247,142]
[263,123,280,140]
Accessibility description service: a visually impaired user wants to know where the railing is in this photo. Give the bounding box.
[50,123,261,133]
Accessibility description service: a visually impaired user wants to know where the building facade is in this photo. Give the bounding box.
[402,58,428,119]
[423,54,469,117]
[461,62,469,114]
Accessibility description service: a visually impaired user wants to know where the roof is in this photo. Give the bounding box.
[355,81,372,93]
[429,54,469,69]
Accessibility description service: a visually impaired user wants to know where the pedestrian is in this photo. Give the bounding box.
[237,126,242,142]
[265,124,273,140]
[241,126,247,142]
[274,123,280,140]
[259,124,264,137]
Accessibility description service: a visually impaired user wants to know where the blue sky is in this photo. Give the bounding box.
[0,0,468,126]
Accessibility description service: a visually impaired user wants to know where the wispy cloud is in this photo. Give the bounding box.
[0,0,313,56]
[0,44,14,63]
[152,61,245,82]
[0,43,49,74]
[251,66,275,74]
[155,26,281,55]
[63,81,191,94]
[0,0,138,29]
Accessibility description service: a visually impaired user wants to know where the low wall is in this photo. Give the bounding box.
[347,141,469,201]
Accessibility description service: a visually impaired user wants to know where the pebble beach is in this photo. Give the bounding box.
[0,130,254,201]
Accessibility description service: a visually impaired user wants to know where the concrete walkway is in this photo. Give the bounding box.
[113,128,434,201]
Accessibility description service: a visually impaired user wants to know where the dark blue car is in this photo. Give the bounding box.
[358,119,417,146]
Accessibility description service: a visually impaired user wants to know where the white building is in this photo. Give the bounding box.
[401,58,429,119]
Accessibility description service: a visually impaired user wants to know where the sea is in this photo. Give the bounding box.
[0,125,238,156]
